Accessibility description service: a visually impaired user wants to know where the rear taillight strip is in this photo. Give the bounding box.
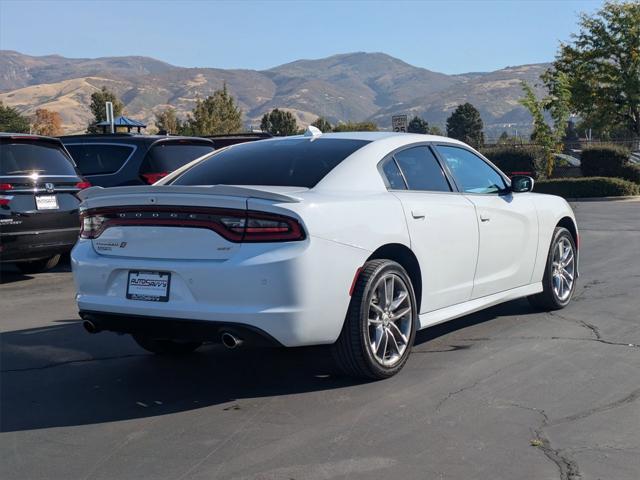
[80,206,305,243]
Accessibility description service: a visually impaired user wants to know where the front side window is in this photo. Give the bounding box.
[393,146,451,192]
[65,144,134,175]
[436,145,507,194]
[171,138,370,188]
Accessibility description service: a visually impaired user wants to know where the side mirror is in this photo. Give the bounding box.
[510,175,534,193]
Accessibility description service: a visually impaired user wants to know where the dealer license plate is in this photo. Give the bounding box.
[35,195,59,210]
[126,271,171,302]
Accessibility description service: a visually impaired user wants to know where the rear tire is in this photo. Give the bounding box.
[332,259,417,380]
[132,334,202,355]
[528,227,577,310]
[16,254,60,274]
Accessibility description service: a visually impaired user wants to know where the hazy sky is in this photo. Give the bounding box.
[0,0,603,74]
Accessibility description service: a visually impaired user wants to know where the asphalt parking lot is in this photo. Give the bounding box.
[1,200,638,480]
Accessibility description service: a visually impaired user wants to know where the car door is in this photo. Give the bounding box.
[435,145,538,298]
[381,145,479,313]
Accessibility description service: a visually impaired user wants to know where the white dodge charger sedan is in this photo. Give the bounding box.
[72,130,578,379]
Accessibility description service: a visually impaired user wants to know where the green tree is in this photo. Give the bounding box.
[186,84,243,135]
[407,115,429,134]
[311,116,333,133]
[498,131,510,144]
[428,125,443,136]
[552,1,640,138]
[332,121,378,132]
[0,100,30,133]
[154,107,185,135]
[260,108,298,136]
[519,71,572,176]
[87,86,124,133]
[446,103,485,148]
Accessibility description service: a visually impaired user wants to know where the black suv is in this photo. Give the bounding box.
[1,134,89,273]
[60,134,215,187]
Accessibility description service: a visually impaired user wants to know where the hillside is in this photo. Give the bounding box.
[0,50,548,135]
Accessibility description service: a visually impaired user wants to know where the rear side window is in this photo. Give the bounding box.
[393,146,451,192]
[381,158,407,189]
[171,138,370,188]
[65,144,134,175]
[141,142,215,173]
[0,140,77,176]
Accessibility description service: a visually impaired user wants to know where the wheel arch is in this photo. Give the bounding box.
[367,243,423,312]
[556,216,580,277]
[557,216,578,249]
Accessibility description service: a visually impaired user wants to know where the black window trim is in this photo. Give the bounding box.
[64,142,138,177]
[377,142,458,193]
[432,142,512,196]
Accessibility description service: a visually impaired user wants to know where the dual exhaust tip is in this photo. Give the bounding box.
[82,319,243,349]
[221,332,243,349]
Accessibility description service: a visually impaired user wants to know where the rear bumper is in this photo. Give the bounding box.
[71,237,369,347]
[80,310,282,346]
[0,228,78,262]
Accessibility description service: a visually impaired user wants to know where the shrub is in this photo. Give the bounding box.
[480,145,545,178]
[534,177,639,198]
[619,164,640,184]
[580,144,630,177]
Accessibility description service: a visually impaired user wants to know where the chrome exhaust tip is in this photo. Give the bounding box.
[83,320,100,334]
[221,332,243,349]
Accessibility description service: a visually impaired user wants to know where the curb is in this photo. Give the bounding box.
[567,196,640,202]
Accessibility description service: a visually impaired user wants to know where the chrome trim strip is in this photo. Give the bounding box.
[0,227,79,236]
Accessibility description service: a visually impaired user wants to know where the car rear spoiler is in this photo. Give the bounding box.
[78,185,306,204]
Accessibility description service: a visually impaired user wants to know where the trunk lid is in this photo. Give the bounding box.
[80,185,306,261]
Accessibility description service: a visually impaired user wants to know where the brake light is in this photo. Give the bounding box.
[79,206,305,243]
[141,172,168,184]
[0,183,13,192]
[75,181,92,189]
[0,195,13,206]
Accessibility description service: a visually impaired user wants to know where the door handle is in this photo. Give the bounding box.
[480,214,491,222]
[411,210,426,220]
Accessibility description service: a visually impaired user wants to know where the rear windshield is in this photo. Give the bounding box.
[141,142,215,173]
[65,143,135,175]
[171,138,370,188]
[0,140,77,176]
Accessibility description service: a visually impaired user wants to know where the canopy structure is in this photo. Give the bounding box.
[96,116,146,134]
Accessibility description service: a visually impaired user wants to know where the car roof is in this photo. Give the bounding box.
[0,132,62,142]
[59,134,214,145]
[260,131,466,145]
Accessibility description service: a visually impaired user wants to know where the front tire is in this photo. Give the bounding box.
[332,259,417,380]
[528,226,577,310]
[132,334,202,355]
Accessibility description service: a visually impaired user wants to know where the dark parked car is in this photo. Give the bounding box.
[0,134,89,273]
[60,134,215,187]
[205,132,271,149]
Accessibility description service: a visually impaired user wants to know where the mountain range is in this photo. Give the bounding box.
[0,50,549,136]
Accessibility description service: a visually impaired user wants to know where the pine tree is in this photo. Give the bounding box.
[186,84,243,135]
[446,103,485,148]
[407,116,429,134]
[87,86,124,133]
[260,109,298,136]
[0,100,30,133]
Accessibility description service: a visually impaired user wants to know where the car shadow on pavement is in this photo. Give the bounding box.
[1,300,532,433]
[0,257,72,284]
